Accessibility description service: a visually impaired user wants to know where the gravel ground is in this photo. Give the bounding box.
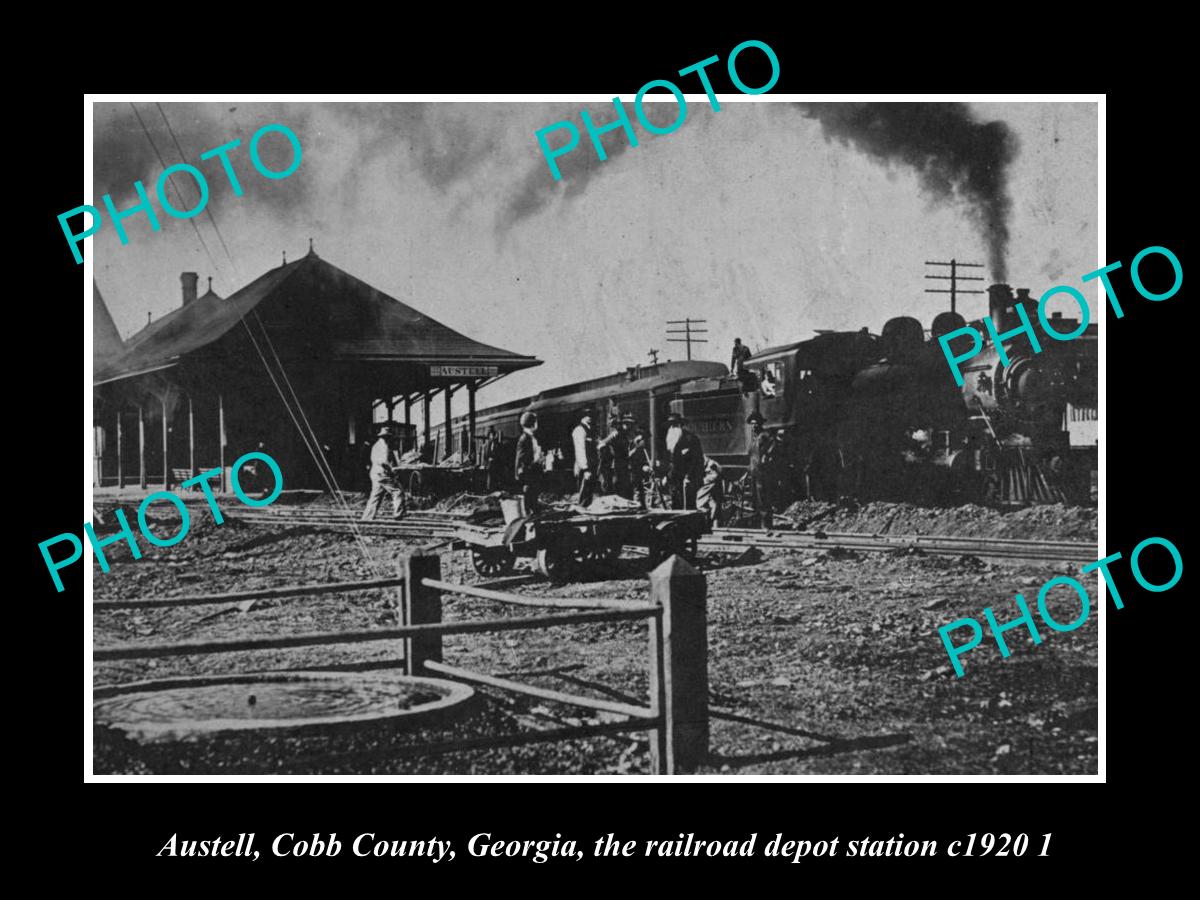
[91,502,1098,775]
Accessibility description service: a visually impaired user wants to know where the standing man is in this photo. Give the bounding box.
[514,412,544,515]
[666,413,705,510]
[629,431,654,510]
[572,408,599,507]
[599,413,633,499]
[483,427,503,492]
[747,412,776,529]
[361,424,406,520]
[730,337,752,377]
[773,425,795,507]
[696,456,725,527]
[597,415,616,494]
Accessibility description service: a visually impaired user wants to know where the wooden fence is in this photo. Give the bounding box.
[93,552,709,774]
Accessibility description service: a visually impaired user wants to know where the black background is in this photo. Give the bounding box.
[25,25,1185,885]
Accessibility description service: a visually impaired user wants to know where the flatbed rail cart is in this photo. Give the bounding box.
[455,506,710,582]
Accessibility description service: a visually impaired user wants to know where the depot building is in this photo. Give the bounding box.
[92,246,541,493]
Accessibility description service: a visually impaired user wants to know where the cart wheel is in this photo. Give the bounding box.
[649,530,698,566]
[471,547,516,578]
[537,543,576,583]
[677,535,699,563]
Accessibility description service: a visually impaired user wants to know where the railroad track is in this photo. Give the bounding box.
[700,528,1094,563]
[227,508,1095,564]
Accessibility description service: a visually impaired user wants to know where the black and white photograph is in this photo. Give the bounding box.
[82,95,1101,777]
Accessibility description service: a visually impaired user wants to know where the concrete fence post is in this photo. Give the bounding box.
[402,550,443,675]
[648,554,709,774]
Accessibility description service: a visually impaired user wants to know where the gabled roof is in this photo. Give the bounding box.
[94,252,541,385]
[93,284,125,377]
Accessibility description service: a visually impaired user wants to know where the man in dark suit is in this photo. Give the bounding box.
[666,412,705,510]
[747,411,776,529]
[514,412,544,514]
[483,427,503,491]
[629,430,654,510]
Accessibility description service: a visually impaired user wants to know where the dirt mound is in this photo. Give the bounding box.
[779,500,1096,542]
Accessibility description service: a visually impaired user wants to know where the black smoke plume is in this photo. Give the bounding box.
[795,102,1019,279]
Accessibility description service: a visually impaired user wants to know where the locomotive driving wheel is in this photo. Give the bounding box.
[721,472,753,527]
[470,546,516,578]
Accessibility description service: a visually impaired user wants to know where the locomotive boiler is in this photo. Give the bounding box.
[668,282,1097,510]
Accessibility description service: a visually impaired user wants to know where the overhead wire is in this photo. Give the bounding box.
[132,104,380,574]
[154,103,372,542]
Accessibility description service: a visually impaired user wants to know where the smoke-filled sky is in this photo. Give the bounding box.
[91,100,1097,415]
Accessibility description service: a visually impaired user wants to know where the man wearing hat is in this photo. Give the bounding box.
[666,412,705,510]
[514,411,544,514]
[746,412,776,529]
[628,429,655,509]
[361,424,406,521]
[572,408,600,507]
[599,412,634,499]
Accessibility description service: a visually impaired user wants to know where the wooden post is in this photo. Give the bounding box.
[443,386,453,456]
[218,392,227,494]
[468,380,477,459]
[648,389,658,470]
[187,394,195,482]
[116,408,124,489]
[404,396,411,426]
[647,609,669,774]
[138,404,146,489]
[162,394,170,488]
[648,555,708,774]
[422,392,431,449]
[402,551,443,675]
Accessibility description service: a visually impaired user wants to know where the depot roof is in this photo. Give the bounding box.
[94,251,541,385]
[93,284,125,378]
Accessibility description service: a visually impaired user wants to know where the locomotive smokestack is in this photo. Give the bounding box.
[988,283,1015,333]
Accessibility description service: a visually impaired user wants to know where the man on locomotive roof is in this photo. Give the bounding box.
[572,407,599,508]
[731,337,752,377]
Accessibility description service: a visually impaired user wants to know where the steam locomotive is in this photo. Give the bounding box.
[671,282,1097,507]
[436,283,1096,507]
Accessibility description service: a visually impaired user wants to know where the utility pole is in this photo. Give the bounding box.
[666,318,708,361]
[924,259,985,314]
[647,348,660,365]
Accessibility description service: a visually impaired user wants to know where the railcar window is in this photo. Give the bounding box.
[760,362,785,398]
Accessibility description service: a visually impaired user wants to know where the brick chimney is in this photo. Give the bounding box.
[181,272,199,306]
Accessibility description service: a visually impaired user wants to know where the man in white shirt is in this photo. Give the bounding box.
[572,408,599,507]
[361,424,406,520]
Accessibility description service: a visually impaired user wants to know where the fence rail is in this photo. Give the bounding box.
[92,550,709,774]
[94,607,657,662]
[92,577,409,611]
[420,577,653,611]
[402,550,707,773]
